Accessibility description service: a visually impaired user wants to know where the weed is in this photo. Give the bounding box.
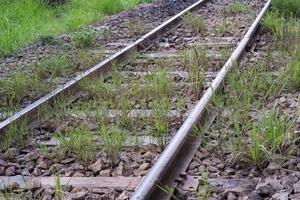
[245,127,270,167]
[55,127,96,162]
[54,173,62,200]
[145,69,173,99]
[152,98,171,148]
[73,28,98,48]
[102,27,111,40]
[36,144,51,158]
[262,12,285,41]
[217,18,228,36]
[188,63,205,96]
[119,95,133,128]
[99,125,125,165]
[157,185,179,200]
[125,20,144,37]
[182,12,205,33]
[219,46,230,62]
[0,71,40,106]
[198,171,211,200]
[1,119,28,150]
[285,56,300,90]
[80,78,115,101]
[223,1,249,14]
[181,46,208,67]
[32,54,73,78]
[76,50,104,69]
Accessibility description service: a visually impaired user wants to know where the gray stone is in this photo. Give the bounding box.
[88,159,105,173]
[0,159,7,166]
[256,183,275,197]
[99,169,111,176]
[227,192,237,200]
[118,191,130,200]
[65,191,87,200]
[61,158,75,164]
[293,181,300,193]
[85,193,103,200]
[5,166,15,176]
[272,192,289,200]
[0,166,5,175]
[248,191,262,200]
[282,174,299,187]
[25,151,40,161]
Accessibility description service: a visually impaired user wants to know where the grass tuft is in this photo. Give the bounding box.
[182,12,205,33]
[223,1,249,14]
[99,126,125,165]
[56,127,96,162]
[73,28,98,48]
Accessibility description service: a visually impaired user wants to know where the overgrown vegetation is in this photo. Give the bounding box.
[1,119,28,151]
[0,0,153,57]
[99,125,125,165]
[56,127,96,162]
[73,28,98,48]
[271,0,300,17]
[223,1,249,15]
[182,12,205,33]
[208,10,300,169]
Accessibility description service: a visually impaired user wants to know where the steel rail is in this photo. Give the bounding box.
[0,0,209,133]
[130,0,271,199]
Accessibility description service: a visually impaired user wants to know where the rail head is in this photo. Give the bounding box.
[130,0,271,199]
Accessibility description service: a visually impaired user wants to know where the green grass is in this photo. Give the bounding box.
[182,12,205,33]
[271,0,300,17]
[223,1,249,14]
[0,71,41,108]
[55,126,96,162]
[0,0,153,57]
[73,28,98,48]
[99,125,125,165]
[1,118,28,151]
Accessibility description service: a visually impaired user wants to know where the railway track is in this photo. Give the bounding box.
[0,0,275,199]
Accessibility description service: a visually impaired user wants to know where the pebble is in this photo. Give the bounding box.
[0,166,5,175]
[61,158,75,164]
[142,151,155,160]
[32,168,42,176]
[5,166,15,176]
[202,159,212,166]
[85,193,103,200]
[248,191,262,200]
[5,148,18,159]
[282,174,299,188]
[25,151,40,161]
[65,191,87,200]
[227,192,237,200]
[118,191,130,200]
[256,183,275,197]
[36,160,50,170]
[99,169,111,176]
[272,192,289,200]
[88,159,105,173]
[138,163,150,171]
[0,159,7,166]
[293,181,300,193]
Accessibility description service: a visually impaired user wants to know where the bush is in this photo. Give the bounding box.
[272,0,300,17]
